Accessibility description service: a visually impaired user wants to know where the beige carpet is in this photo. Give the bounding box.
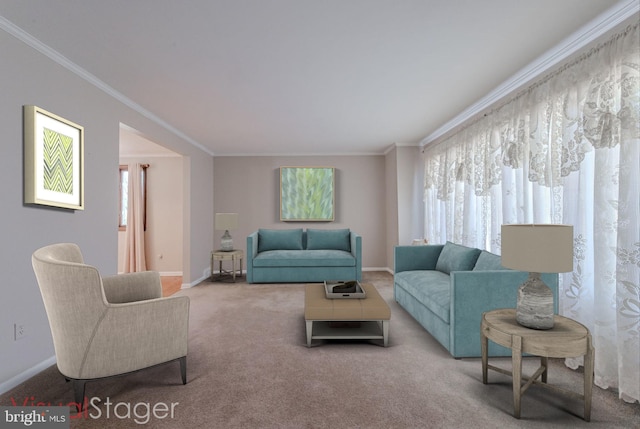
[2,272,638,428]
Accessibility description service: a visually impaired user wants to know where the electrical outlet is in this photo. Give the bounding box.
[14,323,26,341]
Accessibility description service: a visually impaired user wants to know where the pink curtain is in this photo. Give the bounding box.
[124,163,146,272]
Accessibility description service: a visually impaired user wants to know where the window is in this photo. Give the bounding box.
[119,165,147,230]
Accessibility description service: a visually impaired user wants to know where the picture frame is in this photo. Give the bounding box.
[24,105,84,210]
[280,166,335,221]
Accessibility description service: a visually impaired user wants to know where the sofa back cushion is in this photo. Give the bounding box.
[258,229,303,252]
[473,250,507,271]
[306,229,350,251]
[435,241,481,274]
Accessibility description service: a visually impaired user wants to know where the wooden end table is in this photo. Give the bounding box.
[481,308,594,421]
[210,249,244,282]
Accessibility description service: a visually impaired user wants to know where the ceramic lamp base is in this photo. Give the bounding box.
[220,230,234,251]
[516,272,554,330]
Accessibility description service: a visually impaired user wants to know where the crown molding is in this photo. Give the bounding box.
[0,15,214,156]
[213,151,386,157]
[420,0,640,147]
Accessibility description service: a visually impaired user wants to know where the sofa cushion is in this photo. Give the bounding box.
[473,250,507,271]
[306,228,350,251]
[394,271,451,323]
[258,229,303,252]
[435,242,481,274]
[253,250,355,267]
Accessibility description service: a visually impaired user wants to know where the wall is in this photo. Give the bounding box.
[383,146,426,270]
[0,26,213,391]
[385,148,399,269]
[213,155,388,269]
[396,146,424,246]
[118,155,184,275]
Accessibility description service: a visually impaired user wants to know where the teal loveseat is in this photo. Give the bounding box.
[394,242,559,358]
[246,228,362,283]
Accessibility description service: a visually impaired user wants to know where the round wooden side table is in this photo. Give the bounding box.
[481,308,594,421]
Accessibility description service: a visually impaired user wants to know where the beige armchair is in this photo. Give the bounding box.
[32,243,189,410]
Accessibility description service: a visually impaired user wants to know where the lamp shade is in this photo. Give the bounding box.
[501,224,573,273]
[215,213,238,231]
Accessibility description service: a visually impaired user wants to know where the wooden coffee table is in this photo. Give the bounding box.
[304,283,391,347]
[481,308,594,421]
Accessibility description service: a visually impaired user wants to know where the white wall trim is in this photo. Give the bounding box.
[214,151,390,157]
[420,0,640,147]
[0,15,214,157]
[182,273,209,289]
[160,271,183,277]
[363,267,392,274]
[0,355,56,395]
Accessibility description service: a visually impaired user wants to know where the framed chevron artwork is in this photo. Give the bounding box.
[24,105,84,210]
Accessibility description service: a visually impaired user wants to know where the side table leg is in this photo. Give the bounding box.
[481,327,488,384]
[541,356,548,383]
[232,255,236,282]
[512,335,523,419]
[584,334,594,422]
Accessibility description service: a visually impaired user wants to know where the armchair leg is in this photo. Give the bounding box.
[72,380,87,412]
[179,356,187,385]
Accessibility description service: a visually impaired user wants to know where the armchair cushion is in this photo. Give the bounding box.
[102,271,162,303]
[258,228,303,252]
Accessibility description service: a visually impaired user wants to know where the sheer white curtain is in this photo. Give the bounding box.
[124,163,147,273]
[423,23,639,403]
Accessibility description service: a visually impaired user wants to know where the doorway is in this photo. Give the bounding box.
[118,124,184,293]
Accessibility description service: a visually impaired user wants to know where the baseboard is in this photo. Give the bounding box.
[0,355,56,395]
[160,271,182,277]
[182,273,208,289]
[118,271,183,276]
[363,267,393,274]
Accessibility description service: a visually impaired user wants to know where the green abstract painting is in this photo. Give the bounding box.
[43,127,74,194]
[280,167,335,221]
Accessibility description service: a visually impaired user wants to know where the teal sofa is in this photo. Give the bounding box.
[246,228,362,283]
[394,242,559,358]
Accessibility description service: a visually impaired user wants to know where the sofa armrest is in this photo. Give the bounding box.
[394,245,444,273]
[449,270,559,357]
[102,271,162,303]
[246,231,259,283]
[350,232,362,281]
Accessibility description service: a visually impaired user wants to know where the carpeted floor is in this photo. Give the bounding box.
[1,272,638,428]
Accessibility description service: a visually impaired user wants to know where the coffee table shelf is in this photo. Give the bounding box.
[309,321,386,342]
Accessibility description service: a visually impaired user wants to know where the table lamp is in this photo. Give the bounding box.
[215,213,238,251]
[501,224,573,329]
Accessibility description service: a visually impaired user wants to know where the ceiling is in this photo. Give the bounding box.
[0,1,628,156]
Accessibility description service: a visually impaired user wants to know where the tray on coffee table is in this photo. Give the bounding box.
[324,280,366,299]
